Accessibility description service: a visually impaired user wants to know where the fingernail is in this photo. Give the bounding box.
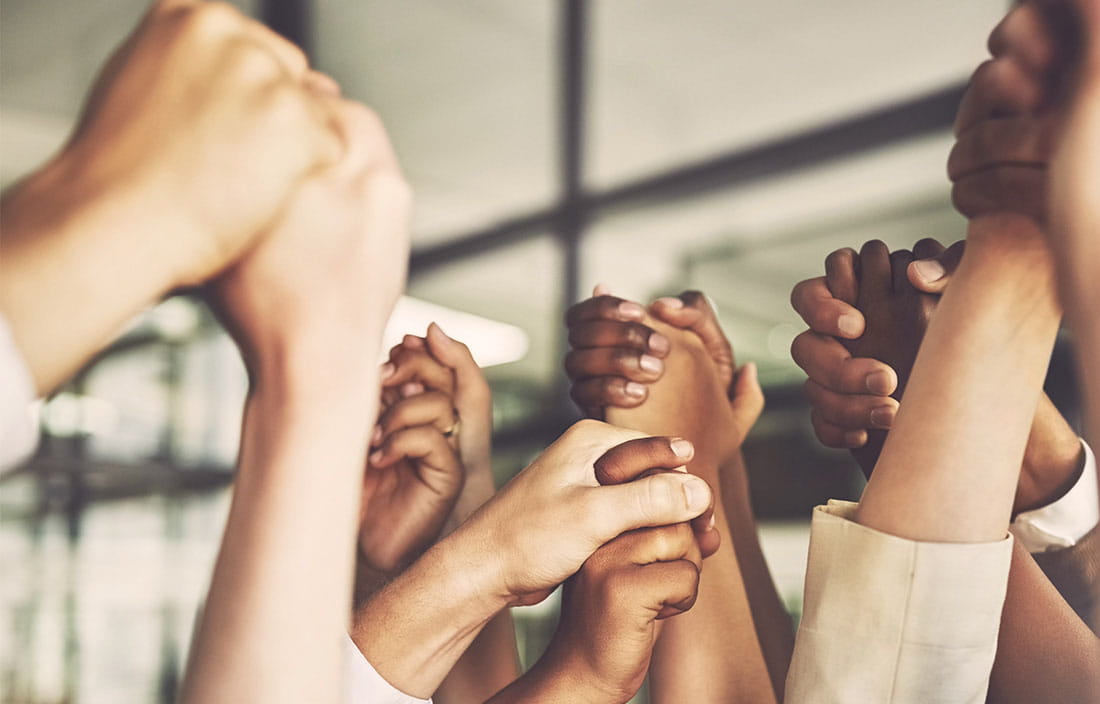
[708,514,716,530]
[844,430,868,448]
[869,406,896,429]
[639,355,663,374]
[682,477,710,512]
[369,450,383,465]
[865,370,894,395]
[648,333,670,355]
[670,438,694,459]
[402,382,422,397]
[656,297,684,309]
[913,259,946,283]
[618,301,644,319]
[624,382,646,398]
[371,426,382,446]
[380,362,395,379]
[593,283,611,297]
[837,313,862,338]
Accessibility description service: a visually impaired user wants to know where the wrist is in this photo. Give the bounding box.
[40,148,203,290]
[353,530,507,697]
[499,646,615,704]
[954,237,1061,319]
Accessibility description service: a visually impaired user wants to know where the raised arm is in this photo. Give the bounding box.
[350,325,519,703]
[0,0,341,396]
[1047,0,1100,451]
[181,101,411,703]
[565,289,793,700]
[566,291,781,702]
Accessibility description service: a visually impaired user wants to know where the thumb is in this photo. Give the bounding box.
[908,240,964,294]
[425,322,490,412]
[587,473,713,541]
[729,362,764,442]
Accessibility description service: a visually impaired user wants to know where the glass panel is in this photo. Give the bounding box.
[314,1,558,246]
[587,0,1006,188]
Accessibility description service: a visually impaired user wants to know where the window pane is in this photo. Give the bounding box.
[587,0,1005,188]
[314,1,558,246]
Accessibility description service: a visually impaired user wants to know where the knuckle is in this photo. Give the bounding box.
[671,522,693,552]
[647,527,674,558]
[824,249,849,271]
[913,237,942,252]
[829,357,853,390]
[185,2,243,38]
[789,331,811,368]
[624,323,649,349]
[612,348,639,375]
[809,306,836,335]
[790,278,812,310]
[567,418,603,442]
[640,477,679,521]
[680,290,706,309]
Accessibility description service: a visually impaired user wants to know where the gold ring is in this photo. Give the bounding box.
[442,413,460,439]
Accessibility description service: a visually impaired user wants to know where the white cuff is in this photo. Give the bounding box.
[0,314,38,473]
[786,500,1013,704]
[343,633,432,704]
[1011,439,1099,554]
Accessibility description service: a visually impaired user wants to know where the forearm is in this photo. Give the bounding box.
[987,541,1100,703]
[648,453,776,704]
[606,340,775,703]
[720,453,794,700]
[352,529,507,698]
[182,365,377,704]
[0,157,190,394]
[435,461,520,703]
[858,237,1061,542]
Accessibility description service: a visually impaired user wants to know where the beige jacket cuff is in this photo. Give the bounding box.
[786,500,1013,704]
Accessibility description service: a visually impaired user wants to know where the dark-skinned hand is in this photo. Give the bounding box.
[356,336,464,591]
[531,522,702,704]
[825,239,955,475]
[565,287,761,450]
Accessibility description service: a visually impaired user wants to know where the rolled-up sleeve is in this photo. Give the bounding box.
[786,500,1013,704]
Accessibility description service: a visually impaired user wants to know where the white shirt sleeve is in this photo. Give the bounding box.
[1011,439,1099,554]
[0,314,39,473]
[786,500,1013,704]
[343,632,432,704]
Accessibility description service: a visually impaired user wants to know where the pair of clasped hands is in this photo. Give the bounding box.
[359,286,768,701]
